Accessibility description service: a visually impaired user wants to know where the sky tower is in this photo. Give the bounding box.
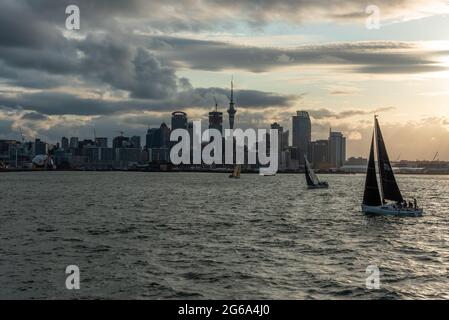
[227,80,236,129]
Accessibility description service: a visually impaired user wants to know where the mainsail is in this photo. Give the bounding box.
[375,117,403,203]
[304,157,320,186]
[363,133,382,206]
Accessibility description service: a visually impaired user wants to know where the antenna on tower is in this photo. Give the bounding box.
[93,128,97,140]
[213,96,218,112]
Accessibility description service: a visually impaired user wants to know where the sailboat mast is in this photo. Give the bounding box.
[374,116,385,204]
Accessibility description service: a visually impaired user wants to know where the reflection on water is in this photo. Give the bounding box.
[1,172,448,299]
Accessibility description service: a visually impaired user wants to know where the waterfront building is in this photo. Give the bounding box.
[209,105,223,134]
[329,130,346,169]
[61,137,69,150]
[95,137,108,148]
[130,136,141,149]
[113,135,130,149]
[310,139,329,169]
[171,111,188,131]
[292,111,311,163]
[69,137,79,149]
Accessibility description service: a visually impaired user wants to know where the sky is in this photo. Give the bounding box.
[0,0,449,160]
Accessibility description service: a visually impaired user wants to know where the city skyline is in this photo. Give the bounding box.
[1,1,449,160]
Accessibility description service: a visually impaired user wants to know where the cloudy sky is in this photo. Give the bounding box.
[1,0,449,160]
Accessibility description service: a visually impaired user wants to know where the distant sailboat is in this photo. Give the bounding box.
[229,165,241,179]
[362,116,423,216]
[304,156,328,189]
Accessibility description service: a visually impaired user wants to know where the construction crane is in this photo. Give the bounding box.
[432,151,439,162]
[213,96,218,112]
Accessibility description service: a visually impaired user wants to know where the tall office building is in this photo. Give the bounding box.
[146,123,170,149]
[292,111,311,162]
[113,135,130,149]
[270,122,284,152]
[61,137,69,150]
[95,137,108,148]
[69,137,79,149]
[33,139,47,156]
[329,130,346,168]
[209,102,223,134]
[171,111,188,131]
[310,139,329,169]
[130,136,141,149]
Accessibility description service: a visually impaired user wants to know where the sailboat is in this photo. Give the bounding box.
[229,164,241,179]
[304,156,329,189]
[362,116,423,216]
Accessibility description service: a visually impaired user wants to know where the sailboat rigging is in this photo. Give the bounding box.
[229,164,241,179]
[304,156,329,189]
[362,116,423,216]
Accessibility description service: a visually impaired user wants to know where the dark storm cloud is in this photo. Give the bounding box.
[18,0,445,31]
[20,112,49,121]
[0,87,296,116]
[151,36,447,74]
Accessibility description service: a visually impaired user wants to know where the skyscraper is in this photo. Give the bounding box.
[209,100,223,133]
[145,128,158,149]
[171,111,188,131]
[69,137,79,149]
[270,122,283,152]
[95,137,108,148]
[130,136,141,149]
[61,137,69,150]
[227,80,236,129]
[329,130,346,168]
[292,111,311,162]
[310,139,329,169]
[113,135,129,149]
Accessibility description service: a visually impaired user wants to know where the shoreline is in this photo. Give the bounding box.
[1,168,448,175]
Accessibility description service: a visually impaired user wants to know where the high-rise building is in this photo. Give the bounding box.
[281,130,289,151]
[227,80,236,129]
[209,101,223,134]
[159,123,170,148]
[113,136,129,149]
[61,137,69,150]
[292,111,311,162]
[95,137,108,148]
[146,128,158,149]
[171,111,188,131]
[69,137,79,149]
[145,123,170,149]
[270,122,283,153]
[130,136,141,149]
[329,130,346,168]
[310,139,329,169]
[33,139,47,156]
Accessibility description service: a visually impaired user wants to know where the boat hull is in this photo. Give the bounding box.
[362,204,423,217]
[307,184,329,189]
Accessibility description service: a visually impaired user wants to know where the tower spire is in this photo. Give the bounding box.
[227,77,236,129]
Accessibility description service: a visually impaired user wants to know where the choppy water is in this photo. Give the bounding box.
[1,172,449,299]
